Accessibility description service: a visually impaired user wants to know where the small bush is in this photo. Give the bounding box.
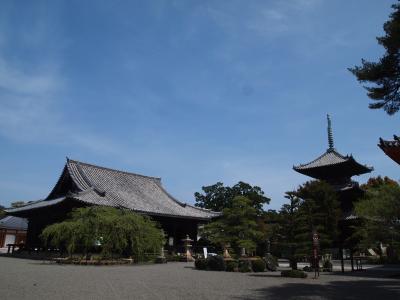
[238,260,252,272]
[207,255,226,271]
[226,260,239,272]
[303,266,312,272]
[195,258,208,270]
[322,260,333,272]
[166,254,181,262]
[251,259,266,272]
[264,254,278,271]
[281,270,307,278]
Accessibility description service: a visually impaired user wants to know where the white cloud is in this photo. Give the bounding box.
[0,56,124,157]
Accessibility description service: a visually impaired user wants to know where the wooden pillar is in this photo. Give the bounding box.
[340,247,345,273]
[350,250,354,271]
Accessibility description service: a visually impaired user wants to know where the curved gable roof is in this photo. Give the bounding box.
[7,159,220,220]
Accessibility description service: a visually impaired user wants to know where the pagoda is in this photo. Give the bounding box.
[293,115,373,271]
[294,115,373,216]
[378,135,400,165]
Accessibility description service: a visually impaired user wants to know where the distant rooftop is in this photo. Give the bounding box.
[0,216,28,230]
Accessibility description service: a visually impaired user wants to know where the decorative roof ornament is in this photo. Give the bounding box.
[293,114,373,179]
[327,114,334,151]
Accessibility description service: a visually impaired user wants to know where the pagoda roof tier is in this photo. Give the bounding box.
[378,135,400,165]
[293,115,373,180]
[293,149,373,180]
[6,159,220,220]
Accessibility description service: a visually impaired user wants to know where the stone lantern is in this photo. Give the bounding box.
[181,234,194,262]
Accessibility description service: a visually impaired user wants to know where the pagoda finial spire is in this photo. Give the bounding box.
[327,114,334,151]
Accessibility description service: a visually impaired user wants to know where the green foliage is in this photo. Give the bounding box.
[225,260,239,272]
[277,181,340,269]
[276,192,301,269]
[206,255,226,271]
[322,259,333,272]
[355,180,400,255]
[0,205,5,218]
[251,259,266,272]
[194,258,208,270]
[11,201,27,208]
[264,254,278,271]
[281,269,307,278]
[349,3,400,115]
[194,181,270,215]
[201,196,264,255]
[238,259,252,272]
[41,206,164,261]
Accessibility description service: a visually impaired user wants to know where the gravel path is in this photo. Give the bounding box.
[0,257,399,299]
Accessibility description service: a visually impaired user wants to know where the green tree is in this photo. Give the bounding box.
[349,3,400,115]
[11,201,27,208]
[355,179,400,257]
[0,205,5,218]
[277,181,340,269]
[194,181,270,214]
[276,192,301,269]
[295,181,340,256]
[201,196,264,256]
[41,206,164,261]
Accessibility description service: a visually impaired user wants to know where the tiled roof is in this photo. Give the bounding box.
[293,149,373,179]
[6,159,220,220]
[378,135,400,165]
[0,216,28,230]
[294,149,350,170]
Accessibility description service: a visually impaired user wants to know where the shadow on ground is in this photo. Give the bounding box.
[240,278,400,300]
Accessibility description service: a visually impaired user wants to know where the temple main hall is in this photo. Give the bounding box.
[6,158,220,251]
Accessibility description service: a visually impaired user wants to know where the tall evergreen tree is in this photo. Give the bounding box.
[201,196,264,255]
[349,2,400,115]
[277,192,301,269]
[278,181,340,269]
[355,178,400,257]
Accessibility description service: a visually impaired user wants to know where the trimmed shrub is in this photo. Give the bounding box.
[195,258,208,270]
[281,270,307,278]
[251,259,266,272]
[322,260,333,272]
[226,260,239,272]
[207,255,226,271]
[303,266,312,272]
[238,259,252,272]
[264,254,278,271]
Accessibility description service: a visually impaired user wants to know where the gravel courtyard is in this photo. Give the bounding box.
[1,257,399,300]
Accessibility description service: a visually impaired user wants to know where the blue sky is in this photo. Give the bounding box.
[0,0,398,210]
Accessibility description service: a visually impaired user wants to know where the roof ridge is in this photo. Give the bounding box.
[294,149,348,168]
[67,159,162,181]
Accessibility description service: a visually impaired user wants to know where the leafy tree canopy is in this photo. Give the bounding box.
[355,180,400,253]
[349,2,400,114]
[201,196,264,255]
[11,201,27,208]
[41,206,165,261]
[361,175,399,190]
[274,181,340,269]
[0,205,5,218]
[194,181,270,214]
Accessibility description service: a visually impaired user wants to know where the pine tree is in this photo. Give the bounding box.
[201,196,264,255]
[349,3,400,115]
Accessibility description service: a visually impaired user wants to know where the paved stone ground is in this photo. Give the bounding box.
[0,257,399,300]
